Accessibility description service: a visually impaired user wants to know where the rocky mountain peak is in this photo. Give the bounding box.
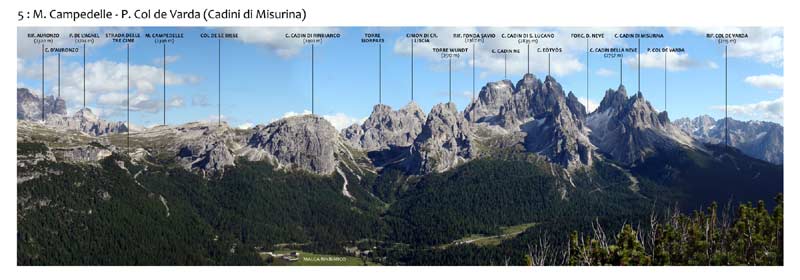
[17,88,67,121]
[371,103,393,114]
[522,112,595,168]
[39,107,128,137]
[596,85,628,113]
[675,115,715,136]
[674,115,783,164]
[175,131,236,176]
[566,91,587,120]
[697,114,715,124]
[588,89,696,165]
[342,101,426,151]
[121,121,237,176]
[515,73,538,93]
[429,102,458,118]
[529,75,569,116]
[463,74,595,168]
[406,102,475,173]
[658,111,670,124]
[464,79,516,123]
[402,101,424,115]
[15,88,127,136]
[246,115,338,175]
[622,91,666,129]
[74,108,99,123]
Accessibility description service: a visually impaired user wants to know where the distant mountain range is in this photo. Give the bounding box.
[17,88,66,120]
[17,88,129,136]
[674,115,783,164]
[16,76,783,265]
[16,73,783,175]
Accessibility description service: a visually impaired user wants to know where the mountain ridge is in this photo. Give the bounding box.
[15,73,782,176]
[587,86,698,165]
[674,115,783,164]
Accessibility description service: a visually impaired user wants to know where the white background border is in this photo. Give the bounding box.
[3,0,794,278]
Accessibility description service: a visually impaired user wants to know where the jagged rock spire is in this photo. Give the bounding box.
[406,102,475,174]
[342,101,425,151]
[461,74,594,169]
[588,88,696,165]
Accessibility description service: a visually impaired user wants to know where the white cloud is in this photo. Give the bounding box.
[17,27,140,60]
[275,110,364,130]
[167,96,185,108]
[744,74,783,90]
[461,90,477,100]
[595,67,616,77]
[17,58,199,115]
[707,61,719,69]
[192,94,210,106]
[90,107,114,119]
[711,97,783,121]
[582,98,599,113]
[18,27,100,59]
[216,27,340,58]
[17,58,24,76]
[323,113,365,130]
[97,92,126,105]
[96,92,184,113]
[153,55,180,65]
[393,27,631,78]
[671,27,783,66]
[278,110,312,119]
[625,47,697,71]
[237,122,254,129]
[728,28,783,66]
[200,114,227,125]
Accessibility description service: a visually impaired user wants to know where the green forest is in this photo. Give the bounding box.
[566,195,783,265]
[17,141,783,266]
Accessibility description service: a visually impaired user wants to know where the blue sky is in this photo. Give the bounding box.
[17,27,784,129]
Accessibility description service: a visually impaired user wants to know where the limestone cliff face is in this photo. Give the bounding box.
[245,115,338,175]
[406,102,475,174]
[123,122,240,176]
[15,88,344,176]
[464,74,594,169]
[587,86,697,165]
[177,137,236,176]
[464,79,517,125]
[343,102,425,151]
[20,75,778,181]
[56,145,113,163]
[17,88,66,121]
[136,115,340,176]
[17,88,127,136]
[45,108,128,136]
[675,115,783,164]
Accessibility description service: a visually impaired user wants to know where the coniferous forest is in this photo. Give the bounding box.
[17,140,783,266]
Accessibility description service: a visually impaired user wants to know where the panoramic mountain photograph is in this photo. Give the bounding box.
[16,26,783,266]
